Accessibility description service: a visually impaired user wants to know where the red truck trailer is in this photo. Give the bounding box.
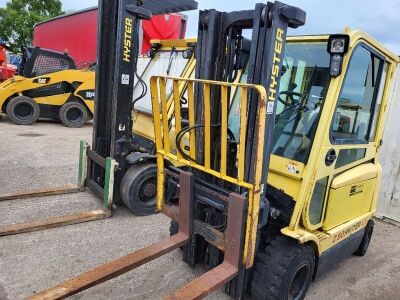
[33,7,188,68]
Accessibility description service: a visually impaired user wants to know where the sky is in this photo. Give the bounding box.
[1,0,400,53]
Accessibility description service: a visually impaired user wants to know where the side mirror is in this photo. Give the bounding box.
[327,34,350,77]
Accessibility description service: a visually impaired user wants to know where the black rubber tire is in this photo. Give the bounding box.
[251,235,315,300]
[354,220,374,256]
[6,96,40,125]
[59,102,88,128]
[120,162,174,216]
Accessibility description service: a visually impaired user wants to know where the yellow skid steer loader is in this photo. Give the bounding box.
[0,46,95,127]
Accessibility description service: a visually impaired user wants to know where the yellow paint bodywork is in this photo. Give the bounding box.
[0,69,95,114]
[330,163,378,189]
[324,175,377,231]
[277,29,399,255]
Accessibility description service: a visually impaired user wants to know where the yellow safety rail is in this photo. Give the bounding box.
[150,76,268,268]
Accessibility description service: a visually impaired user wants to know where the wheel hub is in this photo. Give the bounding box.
[143,182,156,198]
[66,107,83,123]
[15,103,33,119]
[288,264,309,300]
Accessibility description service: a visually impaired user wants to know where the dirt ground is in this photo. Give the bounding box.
[1,116,400,300]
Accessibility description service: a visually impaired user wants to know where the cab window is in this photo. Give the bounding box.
[229,42,332,164]
[331,45,386,144]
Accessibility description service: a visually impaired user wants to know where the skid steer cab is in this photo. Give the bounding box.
[0,46,95,127]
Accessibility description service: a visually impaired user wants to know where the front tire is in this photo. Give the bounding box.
[59,102,88,128]
[120,162,174,216]
[6,96,40,125]
[251,235,315,300]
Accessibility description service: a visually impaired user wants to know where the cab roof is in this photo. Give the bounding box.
[287,28,399,63]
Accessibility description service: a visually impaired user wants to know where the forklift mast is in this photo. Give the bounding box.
[194,3,305,182]
[88,0,198,201]
[175,3,306,298]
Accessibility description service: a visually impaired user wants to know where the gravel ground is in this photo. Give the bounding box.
[0,115,400,300]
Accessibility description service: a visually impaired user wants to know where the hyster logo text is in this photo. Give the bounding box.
[268,28,284,102]
[123,18,133,62]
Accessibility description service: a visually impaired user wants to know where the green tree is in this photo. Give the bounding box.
[0,0,63,51]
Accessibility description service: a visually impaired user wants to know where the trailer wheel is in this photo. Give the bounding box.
[251,235,315,300]
[120,162,174,216]
[59,102,88,128]
[354,220,374,256]
[6,96,40,125]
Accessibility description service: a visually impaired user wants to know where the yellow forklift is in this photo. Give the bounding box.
[22,0,400,299]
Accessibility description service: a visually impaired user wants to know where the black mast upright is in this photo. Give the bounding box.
[89,0,198,199]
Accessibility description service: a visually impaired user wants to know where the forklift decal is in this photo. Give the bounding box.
[268,28,285,110]
[332,218,369,244]
[123,17,133,62]
[121,74,130,85]
[350,184,364,196]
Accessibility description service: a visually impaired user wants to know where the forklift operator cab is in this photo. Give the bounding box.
[230,29,396,232]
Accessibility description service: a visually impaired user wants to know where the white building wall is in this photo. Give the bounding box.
[377,64,400,224]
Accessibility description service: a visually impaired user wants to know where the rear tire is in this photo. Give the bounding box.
[120,162,174,216]
[6,96,40,125]
[59,102,88,128]
[251,235,315,300]
[354,220,374,256]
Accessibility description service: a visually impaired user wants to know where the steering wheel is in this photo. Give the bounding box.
[278,90,304,106]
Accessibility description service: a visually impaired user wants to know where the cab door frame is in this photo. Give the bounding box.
[287,30,399,233]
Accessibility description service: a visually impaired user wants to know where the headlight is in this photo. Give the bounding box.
[329,54,343,77]
[327,34,349,55]
[330,39,345,53]
[327,34,350,77]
